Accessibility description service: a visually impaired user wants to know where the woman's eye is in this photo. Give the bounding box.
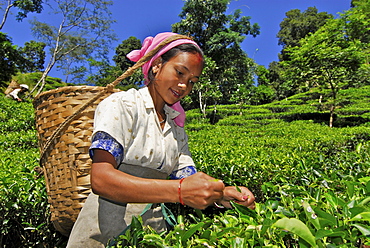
[176,69,184,75]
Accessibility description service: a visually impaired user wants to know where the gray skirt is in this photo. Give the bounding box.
[67,164,170,248]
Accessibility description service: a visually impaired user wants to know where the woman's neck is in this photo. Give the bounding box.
[147,83,165,113]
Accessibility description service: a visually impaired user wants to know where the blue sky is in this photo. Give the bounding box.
[2,0,352,80]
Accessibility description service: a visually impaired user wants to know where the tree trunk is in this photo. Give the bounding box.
[326,72,337,128]
[329,105,334,128]
[199,91,207,118]
[29,62,53,97]
[0,2,13,30]
[328,88,337,128]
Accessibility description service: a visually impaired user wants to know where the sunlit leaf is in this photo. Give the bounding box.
[302,201,321,230]
[181,222,205,244]
[349,212,370,222]
[351,223,370,237]
[273,218,317,247]
[230,201,257,218]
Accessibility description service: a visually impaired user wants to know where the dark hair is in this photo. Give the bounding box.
[147,43,204,82]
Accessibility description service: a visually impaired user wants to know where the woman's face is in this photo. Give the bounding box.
[151,52,203,106]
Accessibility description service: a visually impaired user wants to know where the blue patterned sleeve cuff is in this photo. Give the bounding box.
[89,131,124,166]
[169,166,197,179]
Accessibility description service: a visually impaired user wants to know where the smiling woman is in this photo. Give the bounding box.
[66,32,256,248]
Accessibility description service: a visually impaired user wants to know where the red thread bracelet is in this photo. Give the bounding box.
[178,178,185,205]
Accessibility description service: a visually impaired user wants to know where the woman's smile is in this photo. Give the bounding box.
[170,88,182,98]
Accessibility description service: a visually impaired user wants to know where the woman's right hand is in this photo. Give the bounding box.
[179,172,225,209]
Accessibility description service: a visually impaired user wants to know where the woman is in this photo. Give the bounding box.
[67,32,255,247]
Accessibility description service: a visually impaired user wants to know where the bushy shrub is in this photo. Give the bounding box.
[1,85,370,247]
[111,86,370,247]
[0,97,67,247]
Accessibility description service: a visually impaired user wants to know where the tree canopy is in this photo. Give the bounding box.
[29,0,116,95]
[1,0,367,115]
[281,0,370,127]
[19,40,45,72]
[172,0,260,109]
[277,7,333,61]
[0,33,44,86]
[255,6,354,103]
[0,0,43,30]
[0,32,23,85]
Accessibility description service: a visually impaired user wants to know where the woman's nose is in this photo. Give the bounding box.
[178,81,188,90]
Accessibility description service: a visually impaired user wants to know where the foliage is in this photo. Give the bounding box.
[172,0,260,108]
[256,7,334,102]
[0,32,25,86]
[111,36,143,88]
[113,36,141,72]
[109,86,370,247]
[1,83,370,247]
[18,40,46,72]
[249,84,275,105]
[281,2,370,127]
[0,0,43,30]
[0,97,67,247]
[110,180,370,247]
[3,72,68,98]
[182,56,222,117]
[85,58,140,90]
[0,35,46,87]
[29,0,117,94]
[0,1,369,244]
[277,7,333,61]
[263,61,295,101]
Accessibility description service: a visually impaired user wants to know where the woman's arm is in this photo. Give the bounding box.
[90,149,225,209]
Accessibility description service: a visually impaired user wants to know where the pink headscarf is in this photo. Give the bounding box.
[126,32,201,127]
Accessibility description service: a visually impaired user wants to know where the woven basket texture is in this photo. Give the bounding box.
[33,86,120,236]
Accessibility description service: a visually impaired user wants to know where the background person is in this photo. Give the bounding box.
[6,84,29,102]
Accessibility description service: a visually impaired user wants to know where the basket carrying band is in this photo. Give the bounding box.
[38,34,194,164]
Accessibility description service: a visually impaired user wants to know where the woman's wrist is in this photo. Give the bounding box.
[178,178,186,205]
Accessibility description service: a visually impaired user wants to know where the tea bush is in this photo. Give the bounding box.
[110,86,370,247]
[109,179,370,247]
[0,97,67,247]
[0,86,369,247]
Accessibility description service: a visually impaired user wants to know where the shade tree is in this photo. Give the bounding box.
[172,0,260,109]
[277,7,333,61]
[282,2,369,127]
[28,0,116,95]
[0,0,43,30]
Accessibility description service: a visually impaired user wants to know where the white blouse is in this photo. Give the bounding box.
[92,86,195,176]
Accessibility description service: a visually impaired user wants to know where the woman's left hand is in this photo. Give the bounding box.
[216,186,256,209]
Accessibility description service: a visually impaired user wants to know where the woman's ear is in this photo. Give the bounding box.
[152,58,162,74]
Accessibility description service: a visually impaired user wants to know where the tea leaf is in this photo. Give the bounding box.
[230,201,257,218]
[273,218,317,247]
[349,212,370,222]
[351,223,370,237]
[181,222,205,244]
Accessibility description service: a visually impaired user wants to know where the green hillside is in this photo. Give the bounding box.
[1,86,369,247]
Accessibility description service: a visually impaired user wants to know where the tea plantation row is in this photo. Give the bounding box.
[111,86,370,247]
[0,86,369,247]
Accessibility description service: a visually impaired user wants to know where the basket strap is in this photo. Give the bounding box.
[39,34,193,163]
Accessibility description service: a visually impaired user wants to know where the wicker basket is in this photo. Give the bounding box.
[32,34,195,236]
[33,86,120,236]
[4,80,20,95]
